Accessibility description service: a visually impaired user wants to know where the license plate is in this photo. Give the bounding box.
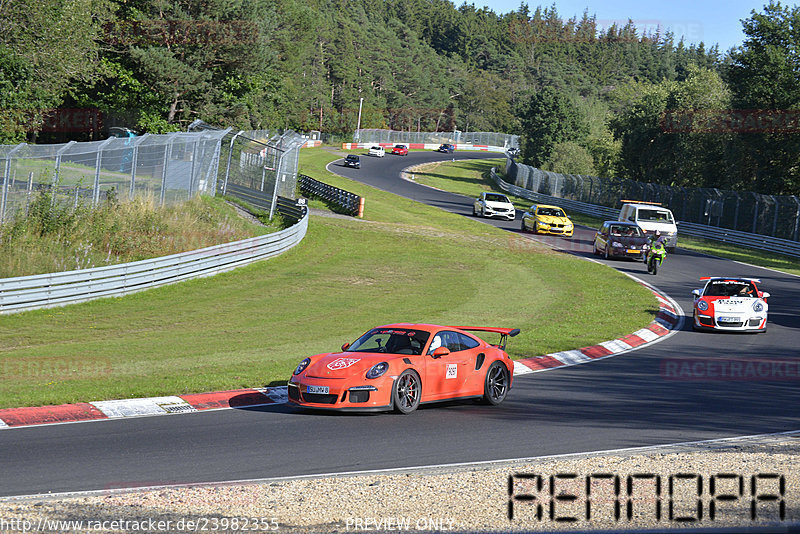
[626,249,639,254]
[718,316,738,323]
[307,385,329,394]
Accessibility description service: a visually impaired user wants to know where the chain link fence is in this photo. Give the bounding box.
[192,123,305,219]
[0,124,305,224]
[354,129,519,149]
[506,159,800,242]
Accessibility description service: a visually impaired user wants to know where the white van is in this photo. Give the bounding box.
[619,201,678,252]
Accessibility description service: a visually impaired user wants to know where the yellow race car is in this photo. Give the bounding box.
[520,204,574,237]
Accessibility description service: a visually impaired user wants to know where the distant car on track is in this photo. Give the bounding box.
[288,323,519,413]
[691,277,770,333]
[391,144,409,156]
[474,192,516,220]
[343,154,361,168]
[368,146,385,157]
[593,221,647,259]
[521,204,573,236]
[437,143,455,153]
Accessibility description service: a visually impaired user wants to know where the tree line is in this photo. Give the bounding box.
[1,0,798,195]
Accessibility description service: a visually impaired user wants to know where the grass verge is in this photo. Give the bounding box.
[0,149,656,409]
[0,193,280,278]
[411,159,800,277]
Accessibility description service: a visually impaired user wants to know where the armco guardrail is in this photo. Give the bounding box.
[490,168,800,258]
[0,210,308,315]
[223,182,307,223]
[299,174,363,217]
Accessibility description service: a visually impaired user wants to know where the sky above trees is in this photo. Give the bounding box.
[488,0,755,51]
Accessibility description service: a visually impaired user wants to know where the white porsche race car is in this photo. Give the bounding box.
[691,277,770,333]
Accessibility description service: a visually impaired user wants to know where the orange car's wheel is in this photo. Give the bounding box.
[483,362,509,405]
[394,370,421,414]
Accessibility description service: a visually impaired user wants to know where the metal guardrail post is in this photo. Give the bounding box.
[92,138,114,207]
[160,137,175,206]
[223,131,244,196]
[771,195,779,237]
[0,144,23,223]
[51,141,76,206]
[128,134,148,200]
[793,196,800,242]
[188,134,201,199]
[0,161,7,224]
[25,172,32,216]
[268,148,284,221]
[207,128,231,196]
[751,192,759,234]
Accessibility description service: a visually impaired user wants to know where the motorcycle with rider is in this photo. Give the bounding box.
[644,230,667,275]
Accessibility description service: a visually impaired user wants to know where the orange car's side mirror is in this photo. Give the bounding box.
[432,347,450,359]
[341,342,351,351]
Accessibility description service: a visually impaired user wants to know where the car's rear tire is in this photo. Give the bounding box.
[393,370,421,414]
[604,245,610,260]
[483,362,510,406]
[520,219,527,232]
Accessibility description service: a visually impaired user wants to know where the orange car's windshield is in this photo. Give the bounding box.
[348,329,431,355]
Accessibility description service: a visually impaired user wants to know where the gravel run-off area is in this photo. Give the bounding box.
[1,432,798,533]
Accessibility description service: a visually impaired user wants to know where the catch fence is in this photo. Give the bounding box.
[0,124,305,224]
[505,159,800,242]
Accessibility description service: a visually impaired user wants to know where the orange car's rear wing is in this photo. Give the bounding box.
[451,326,520,350]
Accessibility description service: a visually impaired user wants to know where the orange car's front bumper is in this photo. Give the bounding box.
[287,377,395,411]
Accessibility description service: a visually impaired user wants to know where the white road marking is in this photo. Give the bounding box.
[599,339,634,353]
[551,350,592,366]
[91,396,194,418]
[634,328,661,342]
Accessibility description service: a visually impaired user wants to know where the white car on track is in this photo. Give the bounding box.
[473,192,516,220]
[691,277,770,333]
[368,146,385,157]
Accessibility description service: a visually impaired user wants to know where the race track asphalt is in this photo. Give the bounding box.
[1,150,797,497]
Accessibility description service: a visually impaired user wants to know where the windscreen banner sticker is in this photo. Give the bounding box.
[327,358,361,371]
[446,364,457,379]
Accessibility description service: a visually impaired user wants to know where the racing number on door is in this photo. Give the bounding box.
[446,364,458,379]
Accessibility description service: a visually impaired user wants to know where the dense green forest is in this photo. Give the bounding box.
[1,0,799,195]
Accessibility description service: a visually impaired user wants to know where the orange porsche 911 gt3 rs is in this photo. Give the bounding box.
[287,323,519,413]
